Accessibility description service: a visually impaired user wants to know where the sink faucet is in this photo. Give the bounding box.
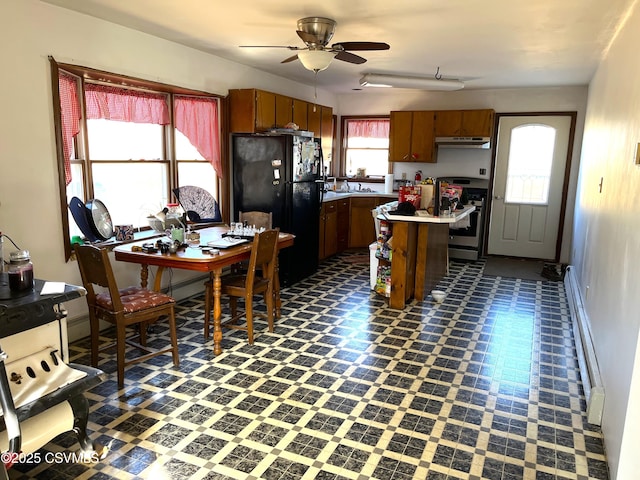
[358,183,362,191]
[343,180,349,192]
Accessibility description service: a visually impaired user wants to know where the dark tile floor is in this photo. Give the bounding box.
[8,254,609,479]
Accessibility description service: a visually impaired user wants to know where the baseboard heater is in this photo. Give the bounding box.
[564,266,605,425]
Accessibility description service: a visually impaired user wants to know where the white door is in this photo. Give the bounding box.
[487,115,572,259]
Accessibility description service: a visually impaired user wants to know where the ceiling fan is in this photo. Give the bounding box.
[240,17,390,72]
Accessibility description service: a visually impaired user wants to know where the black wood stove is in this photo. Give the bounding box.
[0,273,105,476]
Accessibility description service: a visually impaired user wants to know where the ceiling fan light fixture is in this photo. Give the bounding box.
[359,73,464,91]
[298,50,337,72]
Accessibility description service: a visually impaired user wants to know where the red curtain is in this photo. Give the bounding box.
[174,96,221,176]
[347,119,390,138]
[58,81,221,180]
[85,84,170,124]
[58,72,81,185]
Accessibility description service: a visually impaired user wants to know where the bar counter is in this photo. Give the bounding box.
[380,205,475,309]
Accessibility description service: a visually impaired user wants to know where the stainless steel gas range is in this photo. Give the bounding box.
[439,177,489,261]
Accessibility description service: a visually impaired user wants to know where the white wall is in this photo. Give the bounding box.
[0,0,336,340]
[572,0,640,477]
[336,86,589,263]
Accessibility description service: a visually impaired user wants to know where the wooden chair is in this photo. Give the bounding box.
[239,211,272,229]
[74,244,179,388]
[204,229,280,343]
[234,210,280,315]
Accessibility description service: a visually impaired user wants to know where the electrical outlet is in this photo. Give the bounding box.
[479,168,487,175]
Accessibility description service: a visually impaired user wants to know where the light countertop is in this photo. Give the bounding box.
[380,204,476,224]
[322,191,397,202]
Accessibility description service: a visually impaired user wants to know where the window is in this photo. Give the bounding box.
[50,59,222,260]
[505,124,556,204]
[340,117,390,177]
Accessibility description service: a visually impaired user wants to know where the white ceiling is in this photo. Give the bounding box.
[41,0,636,94]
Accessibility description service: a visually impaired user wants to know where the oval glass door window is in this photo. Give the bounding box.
[505,124,556,204]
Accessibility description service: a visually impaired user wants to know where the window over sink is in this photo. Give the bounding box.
[340,116,390,177]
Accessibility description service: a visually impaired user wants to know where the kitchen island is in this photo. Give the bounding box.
[381,205,475,309]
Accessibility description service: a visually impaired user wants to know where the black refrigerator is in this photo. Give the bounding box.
[231,133,324,287]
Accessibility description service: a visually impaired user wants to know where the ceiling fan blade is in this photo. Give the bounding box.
[335,51,367,64]
[332,42,390,51]
[281,54,299,64]
[240,45,301,50]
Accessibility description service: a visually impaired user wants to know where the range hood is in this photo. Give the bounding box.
[435,136,491,149]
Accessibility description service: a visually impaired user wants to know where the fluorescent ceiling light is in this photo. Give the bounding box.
[359,73,464,91]
[298,50,337,72]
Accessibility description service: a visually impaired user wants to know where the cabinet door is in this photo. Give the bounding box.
[319,203,326,259]
[434,110,462,136]
[307,104,321,139]
[229,89,258,133]
[337,198,350,252]
[389,111,413,161]
[349,197,377,248]
[460,109,494,137]
[255,90,276,131]
[292,99,308,130]
[321,106,333,165]
[325,202,338,257]
[410,111,435,163]
[275,94,293,128]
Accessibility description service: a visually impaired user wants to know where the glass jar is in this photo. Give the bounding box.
[8,250,34,292]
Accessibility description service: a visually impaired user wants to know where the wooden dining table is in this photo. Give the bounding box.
[113,226,294,355]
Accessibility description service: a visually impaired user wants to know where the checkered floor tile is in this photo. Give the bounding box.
[8,253,609,479]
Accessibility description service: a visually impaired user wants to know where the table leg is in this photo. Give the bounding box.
[211,268,223,355]
[153,266,165,292]
[140,265,149,289]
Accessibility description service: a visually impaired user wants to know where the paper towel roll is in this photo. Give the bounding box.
[384,174,394,194]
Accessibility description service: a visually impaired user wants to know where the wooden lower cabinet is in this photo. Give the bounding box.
[337,198,349,251]
[349,197,378,248]
[320,196,392,260]
[319,200,338,260]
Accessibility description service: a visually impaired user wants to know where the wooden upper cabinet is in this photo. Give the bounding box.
[389,111,412,162]
[434,110,462,136]
[229,89,276,132]
[389,111,435,162]
[320,106,333,162]
[434,109,495,137]
[460,109,494,136]
[292,99,308,130]
[255,90,276,131]
[410,111,435,163]
[307,105,321,137]
[275,94,293,128]
[229,88,331,137]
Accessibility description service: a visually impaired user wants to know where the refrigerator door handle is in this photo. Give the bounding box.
[315,179,324,209]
